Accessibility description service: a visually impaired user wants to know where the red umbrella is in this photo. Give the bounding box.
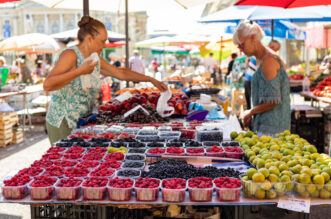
[0,0,20,3]
[235,0,331,8]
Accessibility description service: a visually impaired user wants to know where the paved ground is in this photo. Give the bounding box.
[0,136,50,219]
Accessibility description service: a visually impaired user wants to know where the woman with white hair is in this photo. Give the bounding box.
[233,20,290,135]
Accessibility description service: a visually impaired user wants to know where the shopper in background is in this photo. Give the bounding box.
[35,60,44,78]
[204,52,218,85]
[244,56,257,110]
[268,40,281,52]
[226,53,238,77]
[320,52,331,74]
[129,50,145,75]
[150,57,159,73]
[44,15,167,145]
[233,20,290,135]
[10,59,20,77]
[19,59,33,84]
[108,53,121,93]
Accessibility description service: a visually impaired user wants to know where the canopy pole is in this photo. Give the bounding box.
[83,0,89,16]
[125,0,129,69]
[271,20,274,40]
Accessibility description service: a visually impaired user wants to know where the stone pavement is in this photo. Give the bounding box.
[0,137,51,219]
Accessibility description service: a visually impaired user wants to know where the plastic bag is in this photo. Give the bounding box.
[81,52,99,92]
[156,89,174,117]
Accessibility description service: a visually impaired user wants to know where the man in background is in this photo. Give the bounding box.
[204,52,218,85]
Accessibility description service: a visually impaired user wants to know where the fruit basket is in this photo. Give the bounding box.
[293,181,331,199]
[196,127,223,142]
[2,176,31,199]
[107,177,133,201]
[125,154,146,162]
[161,178,187,202]
[158,131,181,141]
[123,161,145,170]
[242,178,293,199]
[186,147,205,156]
[134,177,160,201]
[55,178,82,200]
[116,169,141,179]
[205,146,225,157]
[28,176,57,200]
[214,177,241,201]
[224,147,244,159]
[82,177,108,200]
[188,177,213,202]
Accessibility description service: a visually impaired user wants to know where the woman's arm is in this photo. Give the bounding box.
[43,50,97,91]
[243,103,278,128]
[100,58,167,91]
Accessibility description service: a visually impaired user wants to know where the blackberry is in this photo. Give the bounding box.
[166,142,183,148]
[222,141,240,147]
[185,140,202,147]
[123,162,144,168]
[117,169,141,177]
[74,142,90,147]
[125,154,145,161]
[128,142,145,148]
[128,148,146,154]
[147,142,164,148]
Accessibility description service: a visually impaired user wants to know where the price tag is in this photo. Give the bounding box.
[278,197,310,213]
[115,91,132,102]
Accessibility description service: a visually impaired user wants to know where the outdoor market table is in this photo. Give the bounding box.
[300,91,331,105]
[0,85,45,131]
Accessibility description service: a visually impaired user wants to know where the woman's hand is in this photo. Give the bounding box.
[150,78,168,92]
[243,110,252,128]
[79,60,97,75]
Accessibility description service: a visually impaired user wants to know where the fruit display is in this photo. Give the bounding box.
[289,73,305,80]
[134,177,160,201]
[161,178,187,202]
[214,177,241,201]
[312,77,331,97]
[2,176,31,199]
[142,159,241,179]
[108,177,133,201]
[239,130,331,199]
[82,177,108,200]
[28,176,57,200]
[55,178,82,200]
[188,177,213,202]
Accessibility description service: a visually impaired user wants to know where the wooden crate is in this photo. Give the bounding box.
[12,128,23,144]
[0,134,13,147]
[0,112,18,130]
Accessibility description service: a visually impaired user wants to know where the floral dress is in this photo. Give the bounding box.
[251,54,290,136]
[46,46,102,129]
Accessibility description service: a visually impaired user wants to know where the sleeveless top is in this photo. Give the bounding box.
[251,54,290,136]
[46,46,102,129]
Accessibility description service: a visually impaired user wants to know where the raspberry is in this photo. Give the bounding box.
[108,177,133,188]
[4,176,31,186]
[166,147,184,154]
[148,148,166,155]
[188,177,213,188]
[46,147,66,154]
[82,177,108,187]
[162,178,186,189]
[90,168,115,177]
[16,167,43,177]
[57,178,82,187]
[76,160,100,169]
[206,146,224,153]
[99,160,122,169]
[43,165,64,177]
[42,153,62,160]
[30,176,56,187]
[65,146,86,154]
[214,177,241,188]
[135,177,160,188]
[104,152,124,161]
[64,167,89,178]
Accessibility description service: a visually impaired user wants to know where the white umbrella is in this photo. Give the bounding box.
[51,28,125,42]
[0,33,60,53]
[135,36,188,48]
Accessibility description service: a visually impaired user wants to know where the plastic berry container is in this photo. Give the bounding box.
[293,181,328,199]
[205,146,225,157]
[161,178,187,203]
[76,160,101,171]
[180,128,196,139]
[123,161,145,170]
[147,147,166,155]
[166,147,185,156]
[89,168,116,178]
[82,177,108,200]
[146,142,165,148]
[135,135,159,141]
[134,178,160,202]
[46,146,66,154]
[116,169,141,179]
[214,177,241,201]
[42,153,63,161]
[221,141,240,147]
[186,147,205,156]
[54,160,78,168]
[224,147,244,159]
[203,141,221,147]
[64,167,90,178]
[157,126,172,132]
[2,176,31,199]
[55,178,82,200]
[63,153,84,160]
[196,127,223,142]
[107,178,133,201]
[128,148,147,154]
[158,131,181,141]
[17,167,44,177]
[28,176,57,200]
[124,154,146,162]
[188,177,213,202]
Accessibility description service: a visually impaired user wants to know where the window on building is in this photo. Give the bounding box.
[52,23,59,33]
